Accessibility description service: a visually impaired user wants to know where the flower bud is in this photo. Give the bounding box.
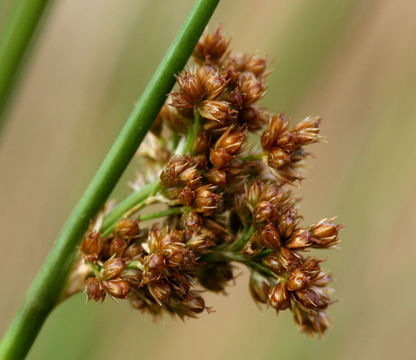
[160,155,189,186]
[254,201,278,223]
[182,291,205,314]
[261,113,289,151]
[101,257,125,280]
[85,277,105,302]
[210,148,233,168]
[148,280,172,305]
[194,25,230,63]
[193,131,210,154]
[199,66,227,100]
[182,211,202,234]
[179,186,195,206]
[249,272,271,304]
[260,182,285,206]
[162,242,188,267]
[199,100,231,122]
[310,218,342,248]
[247,181,261,207]
[278,208,297,238]
[295,287,331,310]
[287,269,309,291]
[120,268,142,286]
[262,253,283,273]
[261,223,281,248]
[267,148,291,169]
[124,242,143,259]
[108,237,128,257]
[268,282,290,311]
[239,72,265,105]
[214,126,246,155]
[193,185,222,216]
[291,116,322,145]
[102,277,129,299]
[80,231,101,256]
[115,218,139,237]
[286,229,311,249]
[205,168,227,187]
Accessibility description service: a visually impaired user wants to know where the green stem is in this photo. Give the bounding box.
[0,0,52,134]
[230,225,255,251]
[182,110,200,155]
[100,180,160,236]
[0,1,219,358]
[201,251,276,278]
[140,207,183,222]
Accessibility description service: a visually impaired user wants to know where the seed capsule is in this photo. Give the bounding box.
[102,277,130,299]
[287,269,309,291]
[286,229,311,249]
[85,277,106,302]
[115,218,139,237]
[261,223,281,248]
[268,282,290,311]
[254,201,278,223]
[80,231,101,256]
[249,272,271,304]
[101,257,125,280]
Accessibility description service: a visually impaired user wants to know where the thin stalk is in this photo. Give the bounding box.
[140,207,183,222]
[0,1,220,358]
[100,180,160,236]
[231,225,255,251]
[0,0,52,134]
[182,110,200,155]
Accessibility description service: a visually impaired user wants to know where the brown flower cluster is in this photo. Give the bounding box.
[78,25,342,336]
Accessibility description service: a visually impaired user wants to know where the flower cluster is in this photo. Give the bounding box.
[77,25,342,336]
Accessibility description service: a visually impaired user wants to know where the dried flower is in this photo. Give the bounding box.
[74,25,342,335]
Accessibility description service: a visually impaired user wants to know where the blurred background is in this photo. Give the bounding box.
[1,0,415,359]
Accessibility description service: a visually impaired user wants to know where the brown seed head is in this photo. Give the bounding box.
[214,126,246,155]
[85,277,106,302]
[194,25,230,63]
[148,280,172,305]
[210,148,233,169]
[101,257,125,280]
[193,185,222,216]
[287,269,309,291]
[292,116,322,145]
[268,282,290,311]
[310,218,342,248]
[239,72,265,105]
[261,223,281,248]
[254,201,278,223]
[295,287,332,311]
[199,100,232,123]
[102,277,130,299]
[80,231,101,257]
[115,218,139,238]
[286,229,311,249]
[249,271,271,304]
[261,113,291,151]
[108,237,128,257]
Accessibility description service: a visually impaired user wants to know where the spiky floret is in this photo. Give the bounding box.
[74,26,342,337]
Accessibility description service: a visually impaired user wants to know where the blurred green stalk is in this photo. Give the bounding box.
[0,0,52,134]
[0,0,219,358]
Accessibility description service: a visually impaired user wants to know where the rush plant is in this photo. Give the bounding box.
[0,2,343,359]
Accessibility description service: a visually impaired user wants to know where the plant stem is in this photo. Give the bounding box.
[0,1,219,358]
[101,180,160,236]
[140,207,183,222]
[182,110,200,155]
[230,225,255,251]
[0,0,52,134]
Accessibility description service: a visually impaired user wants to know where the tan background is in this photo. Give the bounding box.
[1,0,415,359]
